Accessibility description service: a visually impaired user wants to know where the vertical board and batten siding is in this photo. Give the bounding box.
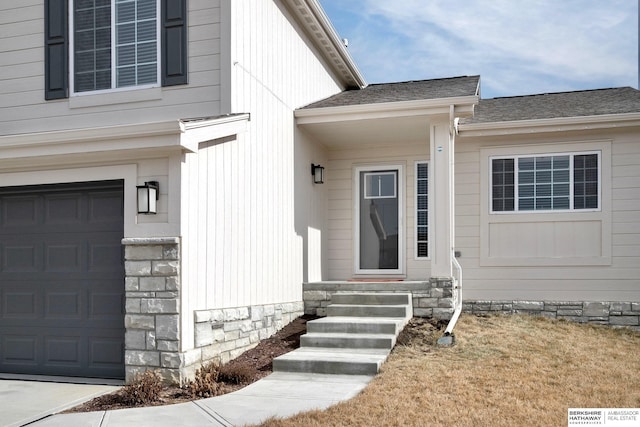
[456,128,640,302]
[326,142,430,280]
[179,0,344,348]
[1,0,221,135]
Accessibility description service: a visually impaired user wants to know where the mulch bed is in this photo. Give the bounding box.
[64,315,316,413]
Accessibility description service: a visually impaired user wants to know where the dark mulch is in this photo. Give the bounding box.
[63,315,316,413]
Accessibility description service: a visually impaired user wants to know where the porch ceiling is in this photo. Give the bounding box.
[298,115,430,148]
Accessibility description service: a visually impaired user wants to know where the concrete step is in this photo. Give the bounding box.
[273,348,390,376]
[300,332,396,349]
[327,304,410,318]
[307,316,404,335]
[331,292,412,306]
[275,292,413,376]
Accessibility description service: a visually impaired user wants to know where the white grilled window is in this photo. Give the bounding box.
[491,152,600,213]
[72,0,159,93]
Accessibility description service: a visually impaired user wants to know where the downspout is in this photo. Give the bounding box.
[439,254,462,344]
[437,106,463,346]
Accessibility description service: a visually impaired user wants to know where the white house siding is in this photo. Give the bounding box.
[0,0,222,135]
[178,0,344,350]
[456,128,640,302]
[326,142,430,280]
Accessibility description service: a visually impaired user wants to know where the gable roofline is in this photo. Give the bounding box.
[283,0,366,89]
[295,95,478,124]
[295,76,480,123]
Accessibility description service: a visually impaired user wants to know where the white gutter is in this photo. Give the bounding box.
[295,96,478,124]
[284,0,366,89]
[0,114,250,159]
[305,0,366,88]
[457,112,640,137]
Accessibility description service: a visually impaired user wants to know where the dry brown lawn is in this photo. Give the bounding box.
[259,314,640,427]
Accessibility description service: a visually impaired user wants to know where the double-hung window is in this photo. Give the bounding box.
[44,0,187,100]
[72,0,159,93]
[491,152,600,213]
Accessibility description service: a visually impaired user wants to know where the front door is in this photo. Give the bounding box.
[355,165,404,275]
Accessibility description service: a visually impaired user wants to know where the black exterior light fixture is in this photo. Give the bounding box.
[137,181,159,214]
[311,163,325,184]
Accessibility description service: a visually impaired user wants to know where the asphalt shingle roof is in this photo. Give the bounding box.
[302,75,480,109]
[463,87,640,124]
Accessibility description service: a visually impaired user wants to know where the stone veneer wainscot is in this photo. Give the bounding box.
[464,300,640,331]
[122,237,182,383]
[303,279,455,320]
[122,237,304,384]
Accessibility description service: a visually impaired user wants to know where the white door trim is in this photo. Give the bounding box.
[353,164,405,276]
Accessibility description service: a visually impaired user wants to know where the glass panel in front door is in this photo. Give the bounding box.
[360,170,399,270]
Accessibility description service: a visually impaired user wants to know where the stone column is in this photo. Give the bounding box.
[122,237,181,383]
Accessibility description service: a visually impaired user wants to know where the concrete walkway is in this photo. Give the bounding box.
[24,372,372,427]
[0,378,119,427]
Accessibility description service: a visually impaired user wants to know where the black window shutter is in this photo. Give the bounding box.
[162,0,188,86]
[44,0,69,100]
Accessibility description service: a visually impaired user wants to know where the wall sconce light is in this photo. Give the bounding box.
[311,163,324,184]
[137,181,159,214]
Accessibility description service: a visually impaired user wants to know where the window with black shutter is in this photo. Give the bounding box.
[44,0,187,99]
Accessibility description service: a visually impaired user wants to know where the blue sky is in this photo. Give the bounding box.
[319,1,638,99]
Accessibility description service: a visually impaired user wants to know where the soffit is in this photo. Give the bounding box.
[300,115,430,148]
[282,0,366,89]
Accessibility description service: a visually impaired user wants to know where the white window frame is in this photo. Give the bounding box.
[354,164,405,276]
[69,0,162,96]
[363,172,397,199]
[489,150,601,214]
[415,161,429,260]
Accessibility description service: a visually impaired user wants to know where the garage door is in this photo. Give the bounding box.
[0,180,125,379]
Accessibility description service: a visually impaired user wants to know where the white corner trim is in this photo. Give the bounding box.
[458,112,640,137]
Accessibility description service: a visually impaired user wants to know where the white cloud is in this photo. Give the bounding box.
[321,0,637,97]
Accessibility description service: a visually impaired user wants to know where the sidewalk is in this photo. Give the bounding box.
[29,372,373,427]
[1,378,119,427]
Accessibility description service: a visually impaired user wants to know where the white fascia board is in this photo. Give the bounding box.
[179,114,250,152]
[0,115,250,160]
[295,96,478,124]
[458,112,640,137]
[0,121,183,160]
[284,0,366,89]
[0,121,180,149]
[305,0,366,88]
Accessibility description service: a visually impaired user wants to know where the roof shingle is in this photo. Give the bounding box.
[463,87,640,124]
[302,75,480,109]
